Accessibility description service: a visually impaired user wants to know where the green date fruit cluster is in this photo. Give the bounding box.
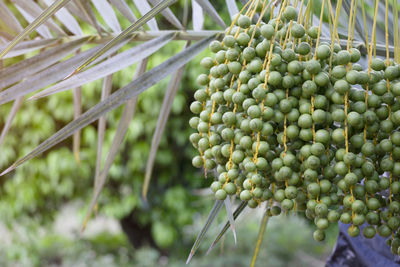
[189,6,400,254]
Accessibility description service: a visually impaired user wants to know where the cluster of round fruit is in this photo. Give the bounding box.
[189,5,400,254]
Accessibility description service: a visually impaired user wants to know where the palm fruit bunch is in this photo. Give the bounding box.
[190,3,400,255]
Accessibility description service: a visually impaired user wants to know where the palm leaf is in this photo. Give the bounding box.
[94,74,113,188]
[0,34,215,176]
[206,201,247,254]
[29,33,174,99]
[0,0,73,58]
[85,59,148,230]
[0,0,23,35]
[133,0,160,31]
[0,96,24,147]
[224,197,237,244]
[68,0,177,77]
[142,41,190,199]
[194,0,226,28]
[0,37,90,89]
[183,0,189,27]
[186,200,224,264]
[42,0,83,35]
[13,0,67,36]
[72,86,82,162]
[148,0,184,29]
[64,0,90,23]
[0,38,59,59]
[0,36,131,105]
[14,4,52,38]
[342,0,365,42]
[225,0,239,19]
[192,0,204,30]
[109,0,138,23]
[250,210,270,267]
[90,0,121,32]
[72,0,104,33]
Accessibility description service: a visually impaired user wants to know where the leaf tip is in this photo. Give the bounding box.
[186,251,194,264]
[141,188,149,202]
[0,165,14,176]
[0,48,9,60]
[74,151,81,164]
[63,70,78,81]
[140,193,149,208]
[28,92,47,101]
[81,216,89,233]
[206,243,216,255]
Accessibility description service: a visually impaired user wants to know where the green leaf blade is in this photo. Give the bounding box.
[250,210,270,267]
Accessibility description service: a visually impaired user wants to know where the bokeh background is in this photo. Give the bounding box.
[0,1,338,266]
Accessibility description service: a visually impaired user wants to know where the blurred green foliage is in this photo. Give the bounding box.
[0,38,209,246]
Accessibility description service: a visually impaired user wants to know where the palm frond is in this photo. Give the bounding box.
[148,0,184,29]
[0,0,72,58]
[13,0,67,35]
[132,0,160,31]
[195,0,226,28]
[192,0,204,30]
[0,0,23,35]
[0,37,89,89]
[90,0,122,32]
[186,200,224,264]
[207,201,247,254]
[0,34,215,176]
[72,86,82,162]
[0,38,59,58]
[250,210,270,267]
[29,33,174,99]
[42,0,83,35]
[2,0,399,254]
[0,96,24,147]
[94,74,113,189]
[109,0,138,23]
[225,0,239,19]
[342,0,365,43]
[142,41,190,199]
[69,0,177,76]
[14,4,53,38]
[85,58,148,230]
[70,0,104,33]
[224,197,237,244]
